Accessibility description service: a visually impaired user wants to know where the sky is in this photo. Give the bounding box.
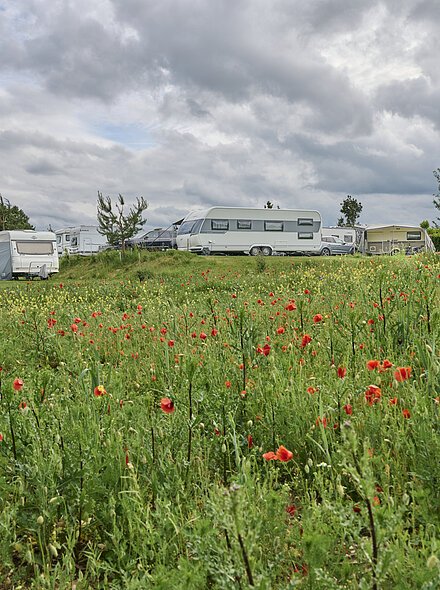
[1,0,440,232]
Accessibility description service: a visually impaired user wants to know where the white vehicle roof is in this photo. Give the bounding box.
[182,206,321,221]
[0,230,56,241]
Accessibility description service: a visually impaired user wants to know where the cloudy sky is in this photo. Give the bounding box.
[1,0,440,231]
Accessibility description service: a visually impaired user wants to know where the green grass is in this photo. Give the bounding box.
[0,251,439,589]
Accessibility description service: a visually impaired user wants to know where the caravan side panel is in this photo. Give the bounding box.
[176,207,322,255]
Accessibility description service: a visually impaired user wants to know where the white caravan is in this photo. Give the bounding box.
[322,227,357,245]
[0,230,59,280]
[55,227,74,255]
[68,225,107,255]
[176,207,322,255]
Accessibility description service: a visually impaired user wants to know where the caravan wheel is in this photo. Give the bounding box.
[250,247,261,256]
[261,246,272,256]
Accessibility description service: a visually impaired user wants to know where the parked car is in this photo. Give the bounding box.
[319,236,355,256]
[127,228,177,251]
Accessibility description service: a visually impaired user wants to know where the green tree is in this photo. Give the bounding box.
[97,192,148,251]
[432,169,440,227]
[337,195,362,227]
[420,220,430,230]
[0,194,34,230]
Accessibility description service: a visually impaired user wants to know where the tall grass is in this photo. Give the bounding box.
[0,252,439,588]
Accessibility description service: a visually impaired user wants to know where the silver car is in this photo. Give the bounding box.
[320,235,355,256]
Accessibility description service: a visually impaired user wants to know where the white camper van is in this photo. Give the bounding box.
[55,227,73,255]
[359,225,435,255]
[0,230,59,280]
[176,207,322,255]
[68,226,107,255]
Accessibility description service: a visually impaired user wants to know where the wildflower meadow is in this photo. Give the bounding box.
[0,251,439,589]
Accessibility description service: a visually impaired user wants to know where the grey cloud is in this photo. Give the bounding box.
[376,77,440,129]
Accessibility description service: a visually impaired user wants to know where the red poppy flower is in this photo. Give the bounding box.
[13,378,24,391]
[276,326,285,335]
[381,359,393,369]
[389,397,398,405]
[199,332,207,340]
[286,504,297,517]
[160,397,175,414]
[307,386,317,395]
[301,334,312,348]
[337,367,347,379]
[94,385,107,397]
[247,434,253,449]
[367,360,380,371]
[343,403,353,415]
[394,366,411,382]
[225,380,231,388]
[262,451,277,461]
[211,328,218,336]
[276,445,293,462]
[285,301,297,311]
[365,384,381,405]
[70,324,78,333]
[402,408,411,419]
[167,340,175,347]
[313,314,323,323]
[257,343,271,356]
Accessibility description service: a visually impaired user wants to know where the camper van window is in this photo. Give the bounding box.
[407,231,421,241]
[298,233,314,240]
[344,235,353,242]
[71,237,78,247]
[66,235,70,241]
[57,236,61,244]
[298,218,314,226]
[16,241,54,255]
[211,220,229,231]
[237,220,252,230]
[264,221,284,231]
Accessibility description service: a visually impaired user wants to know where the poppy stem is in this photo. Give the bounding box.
[185,379,193,486]
[7,398,17,463]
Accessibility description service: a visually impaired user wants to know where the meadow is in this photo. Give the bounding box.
[0,250,439,589]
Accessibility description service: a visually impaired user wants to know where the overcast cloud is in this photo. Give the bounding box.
[1,0,439,231]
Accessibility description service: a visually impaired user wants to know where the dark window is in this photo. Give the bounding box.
[237,220,252,230]
[344,235,353,242]
[407,231,421,241]
[298,218,314,226]
[211,219,229,231]
[264,221,283,231]
[298,232,314,239]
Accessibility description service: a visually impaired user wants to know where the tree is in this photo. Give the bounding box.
[97,192,148,251]
[420,220,430,229]
[264,201,274,209]
[337,195,362,227]
[0,194,34,230]
[432,169,440,227]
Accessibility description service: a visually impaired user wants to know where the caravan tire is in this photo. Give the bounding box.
[261,246,272,256]
[250,247,261,256]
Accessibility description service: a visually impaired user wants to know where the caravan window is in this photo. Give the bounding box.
[71,237,78,247]
[407,231,421,241]
[344,235,353,243]
[298,218,314,226]
[237,220,252,230]
[15,241,54,255]
[211,219,229,231]
[178,220,202,235]
[298,232,314,239]
[264,221,283,231]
